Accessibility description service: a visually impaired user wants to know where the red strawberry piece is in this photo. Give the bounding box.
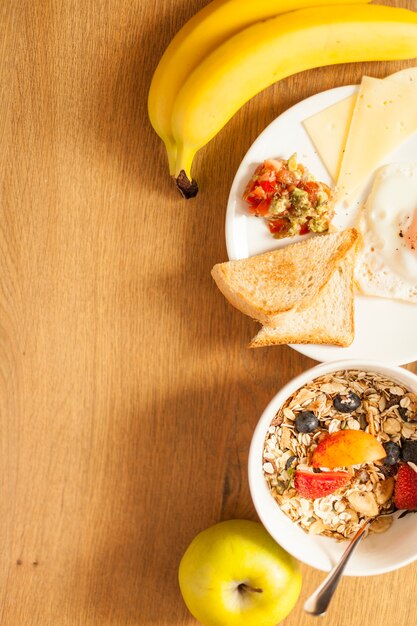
[394,464,417,510]
[294,470,350,499]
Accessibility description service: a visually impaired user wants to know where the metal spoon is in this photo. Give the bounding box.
[303,511,398,617]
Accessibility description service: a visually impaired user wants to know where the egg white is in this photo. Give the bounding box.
[355,163,417,303]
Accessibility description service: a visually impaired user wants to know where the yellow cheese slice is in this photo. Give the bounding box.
[303,68,417,182]
[389,67,417,85]
[337,76,417,198]
[303,95,357,181]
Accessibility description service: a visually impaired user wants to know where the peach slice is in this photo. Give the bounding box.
[311,429,386,469]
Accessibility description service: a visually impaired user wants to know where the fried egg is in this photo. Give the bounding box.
[355,162,417,303]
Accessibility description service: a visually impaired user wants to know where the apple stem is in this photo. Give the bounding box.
[238,583,263,594]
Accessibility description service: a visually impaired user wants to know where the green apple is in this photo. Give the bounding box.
[178,519,301,626]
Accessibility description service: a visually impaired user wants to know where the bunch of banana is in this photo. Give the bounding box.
[148,0,370,178]
[148,1,417,198]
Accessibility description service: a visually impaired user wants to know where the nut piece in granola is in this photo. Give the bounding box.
[347,492,379,517]
[375,478,395,505]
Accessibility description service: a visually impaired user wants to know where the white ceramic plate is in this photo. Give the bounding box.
[226,85,417,365]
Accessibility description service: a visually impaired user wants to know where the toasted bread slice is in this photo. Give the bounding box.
[211,229,358,325]
[249,251,355,348]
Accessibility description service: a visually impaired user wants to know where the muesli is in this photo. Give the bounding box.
[263,370,417,540]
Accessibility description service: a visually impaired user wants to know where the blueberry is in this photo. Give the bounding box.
[333,392,361,413]
[385,397,400,410]
[285,456,297,470]
[382,441,401,466]
[399,407,410,422]
[402,440,417,464]
[295,411,318,433]
[379,463,398,478]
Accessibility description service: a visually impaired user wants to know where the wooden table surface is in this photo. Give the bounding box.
[2,0,417,624]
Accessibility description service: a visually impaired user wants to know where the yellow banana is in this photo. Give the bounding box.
[148,0,371,177]
[171,4,417,198]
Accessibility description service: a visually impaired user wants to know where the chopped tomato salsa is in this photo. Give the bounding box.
[243,154,334,239]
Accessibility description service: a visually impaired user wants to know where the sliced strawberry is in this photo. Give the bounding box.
[394,464,417,510]
[294,470,350,499]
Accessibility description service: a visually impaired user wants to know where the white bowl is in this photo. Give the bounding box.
[248,359,417,576]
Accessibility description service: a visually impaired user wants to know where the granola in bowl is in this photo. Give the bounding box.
[263,369,417,541]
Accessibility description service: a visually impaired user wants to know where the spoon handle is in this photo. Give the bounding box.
[303,521,369,617]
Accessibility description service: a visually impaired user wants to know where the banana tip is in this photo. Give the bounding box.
[175,170,199,199]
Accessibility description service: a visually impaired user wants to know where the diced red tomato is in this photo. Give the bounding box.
[254,197,272,217]
[246,197,272,216]
[303,181,319,205]
[264,159,284,173]
[259,180,275,194]
[268,218,288,235]
[258,169,276,183]
[275,168,297,185]
[246,186,266,202]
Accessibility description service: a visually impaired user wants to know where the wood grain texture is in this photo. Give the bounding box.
[1,0,416,623]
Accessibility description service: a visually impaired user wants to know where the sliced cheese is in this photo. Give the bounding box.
[303,67,417,182]
[389,67,417,85]
[303,95,357,181]
[337,76,417,198]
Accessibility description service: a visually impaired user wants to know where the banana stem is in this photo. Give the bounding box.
[174,144,199,199]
